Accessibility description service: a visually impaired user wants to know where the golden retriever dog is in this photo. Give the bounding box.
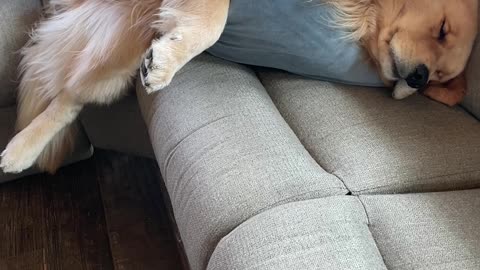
[1,0,478,174]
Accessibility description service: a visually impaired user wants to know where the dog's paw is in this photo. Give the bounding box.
[140,46,176,94]
[423,86,463,107]
[392,79,418,100]
[0,136,38,174]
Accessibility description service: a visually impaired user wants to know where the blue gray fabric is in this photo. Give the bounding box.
[207,0,385,87]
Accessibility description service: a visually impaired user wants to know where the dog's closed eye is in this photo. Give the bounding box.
[438,19,447,42]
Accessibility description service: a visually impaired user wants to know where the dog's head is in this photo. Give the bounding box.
[372,0,478,89]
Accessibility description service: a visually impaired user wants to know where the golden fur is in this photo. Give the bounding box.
[1,0,478,174]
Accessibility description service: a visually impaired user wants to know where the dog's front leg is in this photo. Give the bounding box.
[0,92,82,173]
[140,0,230,93]
[423,72,467,107]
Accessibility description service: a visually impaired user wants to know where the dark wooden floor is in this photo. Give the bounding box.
[0,150,185,270]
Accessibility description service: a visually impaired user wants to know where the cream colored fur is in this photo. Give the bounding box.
[1,0,229,173]
[322,0,378,41]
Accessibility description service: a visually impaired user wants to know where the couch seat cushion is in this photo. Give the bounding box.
[136,54,348,270]
[208,189,480,270]
[258,71,480,194]
[0,0,42,107]
[208,196,387,270]
[360,189,480,269]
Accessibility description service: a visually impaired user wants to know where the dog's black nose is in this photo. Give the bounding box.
[405,64,429,89]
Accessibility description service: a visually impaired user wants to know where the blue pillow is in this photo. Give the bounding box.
[207,0,385,87]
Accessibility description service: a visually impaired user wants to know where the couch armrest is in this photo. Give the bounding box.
[136,54,348,269]
[464,38,480,119]
[463,8,480,120]
[0,0,42,108]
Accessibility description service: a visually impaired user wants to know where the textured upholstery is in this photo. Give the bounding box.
[361,189,480,270]
[258,70,480,194]
[208,190,480,270]
[208,196,387,270]
[0,0,42,107]
[137,54,348,270]
[2,0,477,267]
[136,52,480,269]
[464,37,480,119]
[462,4,480,119]
[80,92,155,158]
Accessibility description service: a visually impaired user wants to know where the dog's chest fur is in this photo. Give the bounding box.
[207,0,384,87]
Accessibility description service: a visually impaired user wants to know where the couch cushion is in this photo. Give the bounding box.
[80,92,155,159]
[208,196,387,270]
[208,190,480,270]
[258,71,480,194]
[360,189,480,270]
[0,0,42,107]
[136,54,348,270]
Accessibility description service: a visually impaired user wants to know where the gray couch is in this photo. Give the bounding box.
[2,1,480,269]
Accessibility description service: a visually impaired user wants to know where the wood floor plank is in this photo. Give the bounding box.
[0,151,184,270]
[94,151,184,270]
[0,159,114,270]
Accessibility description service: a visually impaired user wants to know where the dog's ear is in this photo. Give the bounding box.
[423,72,467,106]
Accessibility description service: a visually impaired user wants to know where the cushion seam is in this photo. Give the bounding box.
[212,187,347,242]
[255,71,352,193]
[161,115,233,179]
[352,169,480,194]
[206,187,347,267]
[358,197,390,270]
[222,186,348,238]
[329,171,353,194]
